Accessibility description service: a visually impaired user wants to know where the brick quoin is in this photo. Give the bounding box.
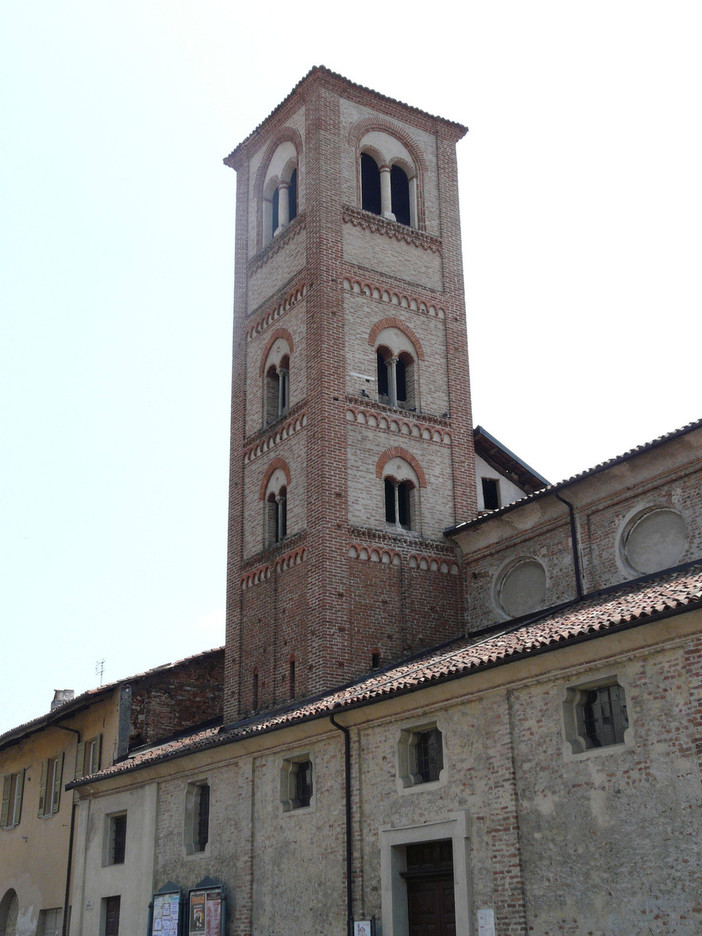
[223,68,478,722]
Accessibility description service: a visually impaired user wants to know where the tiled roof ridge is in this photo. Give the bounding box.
[449,417,702,535]
[70,562,702,786]
[224,66,467,165]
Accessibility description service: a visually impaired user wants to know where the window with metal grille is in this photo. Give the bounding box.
[281,755,314,811]
[398,723,445,789]
[107,813,126,865]
[563,678,630,755]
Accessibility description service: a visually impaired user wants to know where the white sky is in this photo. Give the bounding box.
[1,1,700,734]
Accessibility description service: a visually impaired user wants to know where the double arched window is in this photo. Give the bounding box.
[261,331,293,427]
[377,451,424,533]
[260,137,300,247]
[261,461,291,548]
[371,323,422,410]
[361,153,412,226]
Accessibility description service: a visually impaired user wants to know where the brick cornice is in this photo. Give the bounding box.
[342,205,441,253]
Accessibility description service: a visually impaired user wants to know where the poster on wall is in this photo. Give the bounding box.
[188,886,223,936]
[151,888,181,936]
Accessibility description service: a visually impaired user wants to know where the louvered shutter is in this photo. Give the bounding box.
[75,741,85,780]
[52,753,64,814]
[15,769,25,824]
[38,759,48,816]
[1,775,9,827]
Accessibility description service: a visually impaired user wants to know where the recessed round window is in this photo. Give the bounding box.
[621,507,686,574]
[495,558,546,618]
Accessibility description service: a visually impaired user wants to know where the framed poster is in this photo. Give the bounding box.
[188,885,224,936]
[151,887,181,936]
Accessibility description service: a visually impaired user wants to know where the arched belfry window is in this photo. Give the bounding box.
[358,130,418,228]
[376,449,426,534]
[261,461,292,549]
[261,332,293,426]
[262,140,299,246]
[373,325,420,410]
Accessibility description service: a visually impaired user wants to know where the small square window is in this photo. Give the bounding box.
[184,781,210,854]
[563,677,629,755]
[398,723,445,789]
[105,813,127,865]
[280,755,313,812]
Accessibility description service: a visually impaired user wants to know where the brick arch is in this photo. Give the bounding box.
[259,328,295,376]
[359,143,385,168]
[254,127,304,249]
[348,117,429,178]
[368,317,425,360]
[259,457,291,500]
[375,447,427,488]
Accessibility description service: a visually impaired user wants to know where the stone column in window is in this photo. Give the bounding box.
[387,357,398,407]
[409,176,418,228]
[379,166,395,221]
[277,367,289,415]
[276,493,287,541]
[277,181,290,233]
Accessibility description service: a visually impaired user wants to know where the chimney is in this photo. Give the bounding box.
[51,689,74,711]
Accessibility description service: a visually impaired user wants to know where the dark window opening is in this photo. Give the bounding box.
[396,357,407,403]
[391,165,410,226]
[482,477,500,511]
[196,784,209,852]
[377,349,389,398]
[385,478,413,529]
[295,760,313,808]
[371,650,381,669]
[252,671,259,709]
[361,153,381,215]
[583,684,628,748]
[415,728,443,784]
[289,659,296,698]
[267,488,287,545]
[289,169,297,222]
[272,187,280,234]
[111,814,126,865]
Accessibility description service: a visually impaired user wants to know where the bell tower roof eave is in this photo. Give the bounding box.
[223,66,468,172]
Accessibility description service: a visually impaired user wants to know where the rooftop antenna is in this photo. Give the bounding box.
[95,658,105,686]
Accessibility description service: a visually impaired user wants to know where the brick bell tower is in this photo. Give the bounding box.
[223,68,477,722]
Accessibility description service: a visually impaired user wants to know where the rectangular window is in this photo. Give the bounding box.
[102,896,120,936]
[106,813,127,865]
[564,677,630,755]
[280,755,314,811]
[1,769,25,829]
[38,908,63,936]
[185,781,210,854]
[481,477,500,511]
[75,735,102,779]
[398,723,445,789]
[38,754,63,818]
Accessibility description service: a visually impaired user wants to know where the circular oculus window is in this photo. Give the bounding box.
[621,507,686,574]
[495,558,546,618]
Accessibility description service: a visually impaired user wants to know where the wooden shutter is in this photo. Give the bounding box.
[15,769,25,825]
[52,753,64,814]
[92,735,102,773]
[1,774,9,828]
[38,758,49,817]
[75,741,86,780]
